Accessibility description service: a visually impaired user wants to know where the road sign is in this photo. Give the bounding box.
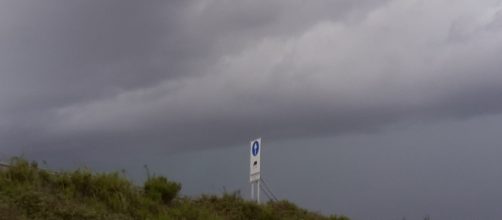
[250,138,261,182]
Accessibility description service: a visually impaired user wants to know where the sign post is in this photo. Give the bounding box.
[250,138,261,203]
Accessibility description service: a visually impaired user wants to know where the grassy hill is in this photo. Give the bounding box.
[0,158,349,220]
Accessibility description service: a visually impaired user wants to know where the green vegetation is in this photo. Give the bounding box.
[0,157,349,220]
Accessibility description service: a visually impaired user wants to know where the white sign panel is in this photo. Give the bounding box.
[249,138,261,182]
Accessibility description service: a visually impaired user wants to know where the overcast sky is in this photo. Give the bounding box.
[2,0,502,219]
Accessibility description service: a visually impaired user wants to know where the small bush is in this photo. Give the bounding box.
[5,157,38,184]
[144,176,181,204]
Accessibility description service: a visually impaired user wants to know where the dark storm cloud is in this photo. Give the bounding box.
[1,0,502,154]
[1,1,189,108]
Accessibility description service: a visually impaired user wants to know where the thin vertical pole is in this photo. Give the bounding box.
[251,182,254,200]
[257,180,261,204]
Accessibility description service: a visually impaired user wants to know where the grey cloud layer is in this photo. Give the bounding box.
[1,0,502,153]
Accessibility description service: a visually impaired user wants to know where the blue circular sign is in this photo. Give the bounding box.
[252,141,260,156]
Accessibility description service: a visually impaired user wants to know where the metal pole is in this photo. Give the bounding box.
[257,180,261,204]
[251,182,254,200]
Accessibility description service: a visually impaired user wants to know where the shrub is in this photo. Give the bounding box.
[5,157,38,184]
[143,176,181,204]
